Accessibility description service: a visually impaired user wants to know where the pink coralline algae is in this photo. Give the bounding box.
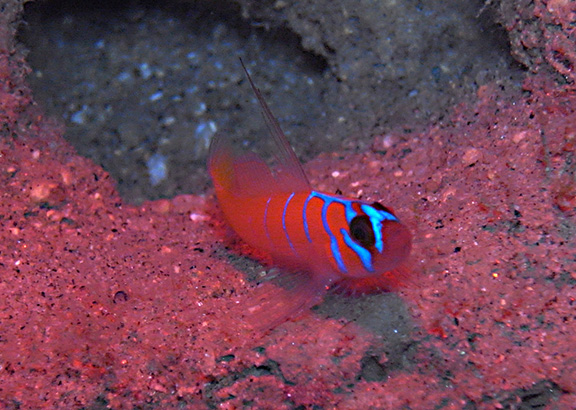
[1,2,576,410]
[1,75,575,408]
[500,0,576,84]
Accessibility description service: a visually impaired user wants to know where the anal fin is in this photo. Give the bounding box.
[238,270,329,332]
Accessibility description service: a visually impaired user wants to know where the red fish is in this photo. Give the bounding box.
[208,61,412,329]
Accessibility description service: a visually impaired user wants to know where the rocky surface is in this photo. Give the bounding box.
[0,0,575,408]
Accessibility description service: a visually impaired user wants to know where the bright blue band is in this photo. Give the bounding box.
[282,193,296,252]
[360,204,397,253]
[342,228,374,272]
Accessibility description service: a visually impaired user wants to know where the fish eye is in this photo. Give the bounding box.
[371,202,394,215]
[349,215,376,249]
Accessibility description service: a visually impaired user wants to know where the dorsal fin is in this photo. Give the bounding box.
[239,58,311,193]
[208,61,312,198]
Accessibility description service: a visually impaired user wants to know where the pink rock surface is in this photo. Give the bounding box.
[1,1,576,409]
[501,0,576,84]
[2,75,575,409]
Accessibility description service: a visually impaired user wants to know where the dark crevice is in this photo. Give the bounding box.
[18,0,328,204]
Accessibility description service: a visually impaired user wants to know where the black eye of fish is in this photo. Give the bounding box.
[371,202,394,215]
[349,215,376,248]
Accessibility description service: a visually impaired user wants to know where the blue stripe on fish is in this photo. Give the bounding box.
[304,191,356,242]
[303,194,313,243]
[360,204,397,253]
[318,196,347,273]
[302,191,397,274]
[305,191,357,273]
[282,192,296,253]
[341,228,374,272]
